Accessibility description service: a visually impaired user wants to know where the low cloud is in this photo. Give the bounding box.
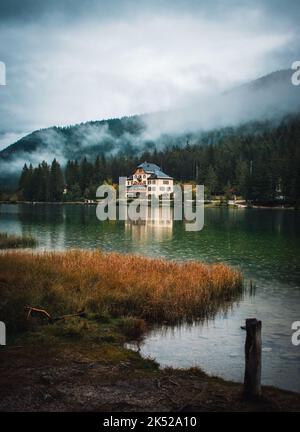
[0,1,299,143]
[0,131,28,151]
[0,0,299,184]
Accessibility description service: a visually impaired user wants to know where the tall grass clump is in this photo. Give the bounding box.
[0,250,243,333]
[117,317,147,340]
[0,232,37,249]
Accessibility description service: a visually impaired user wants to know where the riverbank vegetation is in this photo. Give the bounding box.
[0,250,242,334]
[0,232,36,249]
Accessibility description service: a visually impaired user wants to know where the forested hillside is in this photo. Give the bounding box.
[15,113,300,205]
[1,68,300,193]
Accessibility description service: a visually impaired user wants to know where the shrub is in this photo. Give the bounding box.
[117,317,147,339]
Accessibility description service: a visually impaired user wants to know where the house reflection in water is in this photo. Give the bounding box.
[124,205,173,242]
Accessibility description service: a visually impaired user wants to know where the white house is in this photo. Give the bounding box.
[126,162,173,199]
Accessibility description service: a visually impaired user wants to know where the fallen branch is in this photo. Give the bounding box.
[25,306,86,324]
[25,306,52,321]
[52,310,86,322]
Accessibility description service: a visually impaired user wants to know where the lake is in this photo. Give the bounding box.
[0,203,299,392]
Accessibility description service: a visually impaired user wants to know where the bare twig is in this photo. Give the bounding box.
[25,306,52,321]
[52,310,86,322]
[25,306,86,324]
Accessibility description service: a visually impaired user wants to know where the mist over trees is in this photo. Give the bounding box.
[15,113,300,206]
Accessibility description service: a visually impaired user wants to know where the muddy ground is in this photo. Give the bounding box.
[1,342,300,412]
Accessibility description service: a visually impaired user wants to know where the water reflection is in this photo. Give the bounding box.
[125,205,173,243]
[133,286,300,393]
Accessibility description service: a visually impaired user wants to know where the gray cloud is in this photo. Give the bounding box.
[1,1,300,24]
[0,0,299,149]
[0,131,28,151]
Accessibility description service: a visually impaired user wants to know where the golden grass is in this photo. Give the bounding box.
[0,232,37,249]
[0,250,243,332]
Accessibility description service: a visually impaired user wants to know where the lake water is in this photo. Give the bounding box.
[0,203,299,392]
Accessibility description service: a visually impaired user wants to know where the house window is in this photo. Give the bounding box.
[148,186,151,191]
[152,187,156,191]
[159,187,165,191]
[167,187,171,191]
[163,180,169,184]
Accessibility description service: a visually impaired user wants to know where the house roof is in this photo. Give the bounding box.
[137,162,173,179]
[137,162,160,172]
[148,171,173,180]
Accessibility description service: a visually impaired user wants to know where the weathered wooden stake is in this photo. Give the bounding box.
[243,318,262,399]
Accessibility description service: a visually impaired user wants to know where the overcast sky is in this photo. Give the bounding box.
[0,0,299,149]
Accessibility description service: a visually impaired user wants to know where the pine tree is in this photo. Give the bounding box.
[93,155,101,186]
[100,154,107,183]
[235,160,248,197]
[65,160,80,187]
[19,163,32,199]
[79,157,93,195]
[35,161,50,201]
[19,163,34,200]
[206,165,218,197]
[49,159,64,201]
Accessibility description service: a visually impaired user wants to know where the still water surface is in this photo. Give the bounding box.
[0,203,299,392]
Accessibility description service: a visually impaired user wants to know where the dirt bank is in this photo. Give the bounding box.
[1,336,300,412]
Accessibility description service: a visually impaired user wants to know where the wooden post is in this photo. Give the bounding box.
[243,318,262,399]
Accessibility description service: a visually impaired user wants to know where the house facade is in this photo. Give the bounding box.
[126,162,173,199]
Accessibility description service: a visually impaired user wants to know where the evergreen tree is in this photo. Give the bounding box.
[79,157,93,195]
[19,164,31,199]
[49,159,64,201]
[65,160,80,187]
[37,161,50,201]
[93,155,102,186]
[206,165,218,197]
[20,163,34,200]
[235,160,249,197]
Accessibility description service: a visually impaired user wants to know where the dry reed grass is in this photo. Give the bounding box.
[0,250,243,332]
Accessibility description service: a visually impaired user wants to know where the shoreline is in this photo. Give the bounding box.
[0,200,298,210]
[1,321,300,412]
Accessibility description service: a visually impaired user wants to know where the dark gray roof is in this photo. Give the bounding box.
[137,162,173,179]
[148,171,173,180]
[137,162,160,172]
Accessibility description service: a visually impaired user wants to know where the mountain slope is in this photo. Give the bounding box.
[0,68,299,190]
